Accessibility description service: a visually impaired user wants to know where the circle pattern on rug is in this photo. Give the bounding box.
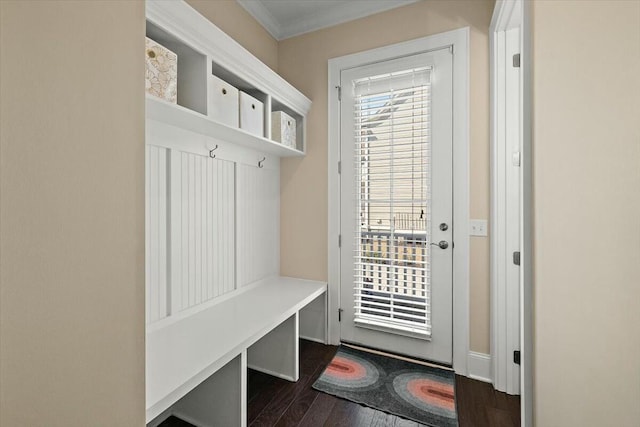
[320,352,381,389]
[390,371,456,419]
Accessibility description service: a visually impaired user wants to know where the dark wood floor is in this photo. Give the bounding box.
[160,340,520,427]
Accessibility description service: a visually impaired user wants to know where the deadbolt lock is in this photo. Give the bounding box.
[439,223,449,231]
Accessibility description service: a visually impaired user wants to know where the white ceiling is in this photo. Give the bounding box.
[236,0,420,40]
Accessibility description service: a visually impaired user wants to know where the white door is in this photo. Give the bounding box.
[339,49,453,365]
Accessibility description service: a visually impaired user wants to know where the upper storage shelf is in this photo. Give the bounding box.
[146,96,304,157]
[145,0,311,155]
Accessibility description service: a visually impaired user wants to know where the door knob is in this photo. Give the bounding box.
[430,240,449,250]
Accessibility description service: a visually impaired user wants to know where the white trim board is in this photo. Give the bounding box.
[490,0,523,397]
[327,28,470,376]
[521,2,534,426]
[467,352,492,383]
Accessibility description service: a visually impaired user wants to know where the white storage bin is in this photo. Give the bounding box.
[208,74,239,127]
[271,111,297,149]
[239,91,264,137]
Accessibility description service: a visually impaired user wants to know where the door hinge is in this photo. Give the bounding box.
[336,85,342,101]
[338,234,342,248]
[338,308,343,322]
[513,350,521,365]
[513,53,521,68]
[338,161,341,174]
[513,251,521,266]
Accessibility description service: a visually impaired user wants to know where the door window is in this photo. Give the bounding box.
[353,68,433,337]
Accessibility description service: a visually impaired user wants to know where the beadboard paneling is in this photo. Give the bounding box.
[146,145,169,323]
[236,164,279,287]
[172,152,236,313]
[147,124,282,325]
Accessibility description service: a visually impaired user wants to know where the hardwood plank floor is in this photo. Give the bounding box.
[160,340,520,427]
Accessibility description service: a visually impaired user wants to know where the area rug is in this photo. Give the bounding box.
[312,345,458,427]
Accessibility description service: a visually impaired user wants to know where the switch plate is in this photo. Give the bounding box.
[470,219,488,236]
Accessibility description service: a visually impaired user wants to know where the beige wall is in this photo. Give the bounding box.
[186,0,279,72]
[532,1,640,425]
[278,0,494,353]
[0,1,145,425]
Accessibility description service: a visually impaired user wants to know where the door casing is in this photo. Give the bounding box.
[490,1,534,425]
[490,0,522,396]
[328,27,471,375]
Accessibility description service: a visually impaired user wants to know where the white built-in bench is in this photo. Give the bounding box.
[146,276,326,426]
[144,2,321,425]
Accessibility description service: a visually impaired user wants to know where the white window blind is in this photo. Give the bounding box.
[353,67,432,338]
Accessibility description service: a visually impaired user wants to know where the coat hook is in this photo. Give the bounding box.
[258,157,266,168]
[209,145,219,159]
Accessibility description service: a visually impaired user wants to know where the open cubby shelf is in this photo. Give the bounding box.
[145,0,311,156]
[146,95,304,157]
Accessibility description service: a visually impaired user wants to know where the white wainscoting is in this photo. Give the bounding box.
[172,152,236,313]
[146,121,282,327]
[236,164,279,288]
[146,145,169,324]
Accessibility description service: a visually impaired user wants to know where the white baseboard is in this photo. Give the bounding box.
[467,351,492,383]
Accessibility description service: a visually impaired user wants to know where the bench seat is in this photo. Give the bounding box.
[146,276,327,423]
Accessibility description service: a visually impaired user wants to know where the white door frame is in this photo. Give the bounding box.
[490,1,533,425]
[490,0,522,396]
[328,28,470,375]
[521,2,533,426]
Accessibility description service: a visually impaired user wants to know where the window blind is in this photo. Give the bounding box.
[353,67,432,337]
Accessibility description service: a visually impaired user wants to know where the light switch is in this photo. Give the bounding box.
[470,219,488,237]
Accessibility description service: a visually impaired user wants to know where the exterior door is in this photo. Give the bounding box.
[339,49,453,364]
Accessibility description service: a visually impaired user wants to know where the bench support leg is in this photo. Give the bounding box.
[172,350,247,427]
[248,312,299,382]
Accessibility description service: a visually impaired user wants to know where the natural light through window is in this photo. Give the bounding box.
[353,67,433,337]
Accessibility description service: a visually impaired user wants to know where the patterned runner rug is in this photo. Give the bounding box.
[312,345,458,427]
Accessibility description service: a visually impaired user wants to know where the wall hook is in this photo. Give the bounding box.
[209,145,219,159]
[258,157,266,168]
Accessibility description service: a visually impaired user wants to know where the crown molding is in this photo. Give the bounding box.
[237,0,419,41]
[280,0,419,40]
[237,0,283,40]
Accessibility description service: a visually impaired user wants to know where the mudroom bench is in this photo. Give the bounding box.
[146,276,326,425]
[145,1,323,425]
